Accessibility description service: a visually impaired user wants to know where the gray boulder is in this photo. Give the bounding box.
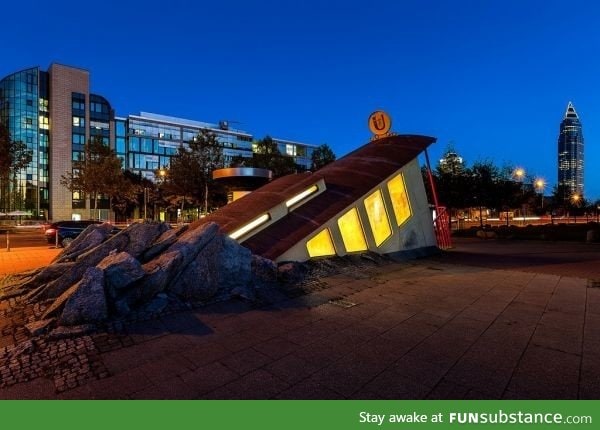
[121,222,170,259]
[60,267,108,326]
[217,236,252,288]
[141,228,179,262]
[137,250,184,303]
[169,233,252,301]
[168,234,223,300]
[251,254,278,285]
[53,223,115,264]
[97,251,145,297]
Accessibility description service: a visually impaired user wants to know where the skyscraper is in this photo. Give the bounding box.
[557,101,584,201]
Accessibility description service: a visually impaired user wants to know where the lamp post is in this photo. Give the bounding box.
[571,193,581,224]
[158,168,167,222]
[534,178,545,210]
[143,187,148,220]
[513,167,525,223]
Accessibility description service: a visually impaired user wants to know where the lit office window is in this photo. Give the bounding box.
[337,207,367,252]
[39,115,49,130]
[72,116,85,127]
[364,189,392,246]
[387,173,412,226]
[306,228,336,257]
[286,144,296,156]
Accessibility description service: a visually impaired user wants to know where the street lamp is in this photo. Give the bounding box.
[513,167,525,182]
[513,167,526,223]
[571,193,581,224]
[534,178,545,209]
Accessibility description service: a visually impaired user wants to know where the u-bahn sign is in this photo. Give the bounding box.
[368,110,392,139]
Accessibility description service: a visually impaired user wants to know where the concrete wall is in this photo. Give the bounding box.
[48,64,89,221]
[276,158,436,262]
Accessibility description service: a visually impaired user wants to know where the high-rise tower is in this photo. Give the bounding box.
[557,101,584,201]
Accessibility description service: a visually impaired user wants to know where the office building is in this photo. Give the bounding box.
[0,64,316,221]
[557,101,584,201]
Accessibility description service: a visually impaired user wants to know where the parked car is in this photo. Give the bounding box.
[45,220,119,247]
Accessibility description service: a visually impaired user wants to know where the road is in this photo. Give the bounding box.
[0,229,49,249]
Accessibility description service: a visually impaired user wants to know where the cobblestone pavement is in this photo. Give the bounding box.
[0,239,599,399]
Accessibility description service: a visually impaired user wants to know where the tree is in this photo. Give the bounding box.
[0,123,33,211]
[163,130,225,217]
[110,170,146,221]
[469,160,499,227]
[60,136,124,219]
[433,147,470,223]
[252,136,297,178]
[310,144,336,171]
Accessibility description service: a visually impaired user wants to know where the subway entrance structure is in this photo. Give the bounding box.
[200,125,447,262]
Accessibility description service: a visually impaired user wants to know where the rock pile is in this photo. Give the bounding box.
[1,222,277,332]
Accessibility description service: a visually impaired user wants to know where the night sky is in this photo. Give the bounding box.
[2,0,599,198]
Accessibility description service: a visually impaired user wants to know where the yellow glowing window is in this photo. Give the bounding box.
[306,228,336,257]
[364,189,392,246]
[387,173,412,226]
[337,208,367,252]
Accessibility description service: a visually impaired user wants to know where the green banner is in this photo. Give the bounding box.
[0,400,596,430]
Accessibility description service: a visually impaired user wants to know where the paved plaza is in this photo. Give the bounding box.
[0,238,599,399]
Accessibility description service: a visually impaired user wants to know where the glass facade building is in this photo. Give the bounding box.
[557,101,584,201]
[0,67,49,216]
[0,64,316,221]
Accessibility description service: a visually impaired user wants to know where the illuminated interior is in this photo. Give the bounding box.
[306,228,336,257]
[229,213,270,240]
[286,184,319,208]
[337,207,368,252]
[387,173,412,226]
[364,189,392,246]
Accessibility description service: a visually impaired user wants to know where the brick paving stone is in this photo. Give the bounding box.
[579,352,600,399]
[137,353,197,384]
[219,347,272,376]
[202,369,289,399]
[263,354,320,385]
[426,378,472,399]
[444,358,512,398]
[216,330,263,353]
[253,336,300,360]
[274,375,345,399]
[583,313,600,356]
[179,361,238,396]
[179,341,230,367]
[530,324,582,355]
[351,369,427,399]
[129,376,198,399]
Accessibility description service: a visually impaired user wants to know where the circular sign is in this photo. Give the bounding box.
[368,110,392,136]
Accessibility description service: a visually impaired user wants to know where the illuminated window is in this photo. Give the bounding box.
[364,189,392,246]
[387,173,412,226]
[286,184,318,208]
[72,116,85,127]
[286,144,296,156]
[306,228,336,258]
[39,115,49,130]
[229,213,270,240]
[337,208,367,252]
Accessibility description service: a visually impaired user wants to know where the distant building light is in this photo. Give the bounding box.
[229,213,270,240]
[285,185,319,208]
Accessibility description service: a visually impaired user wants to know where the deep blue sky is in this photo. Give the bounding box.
[3,0,600,199]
